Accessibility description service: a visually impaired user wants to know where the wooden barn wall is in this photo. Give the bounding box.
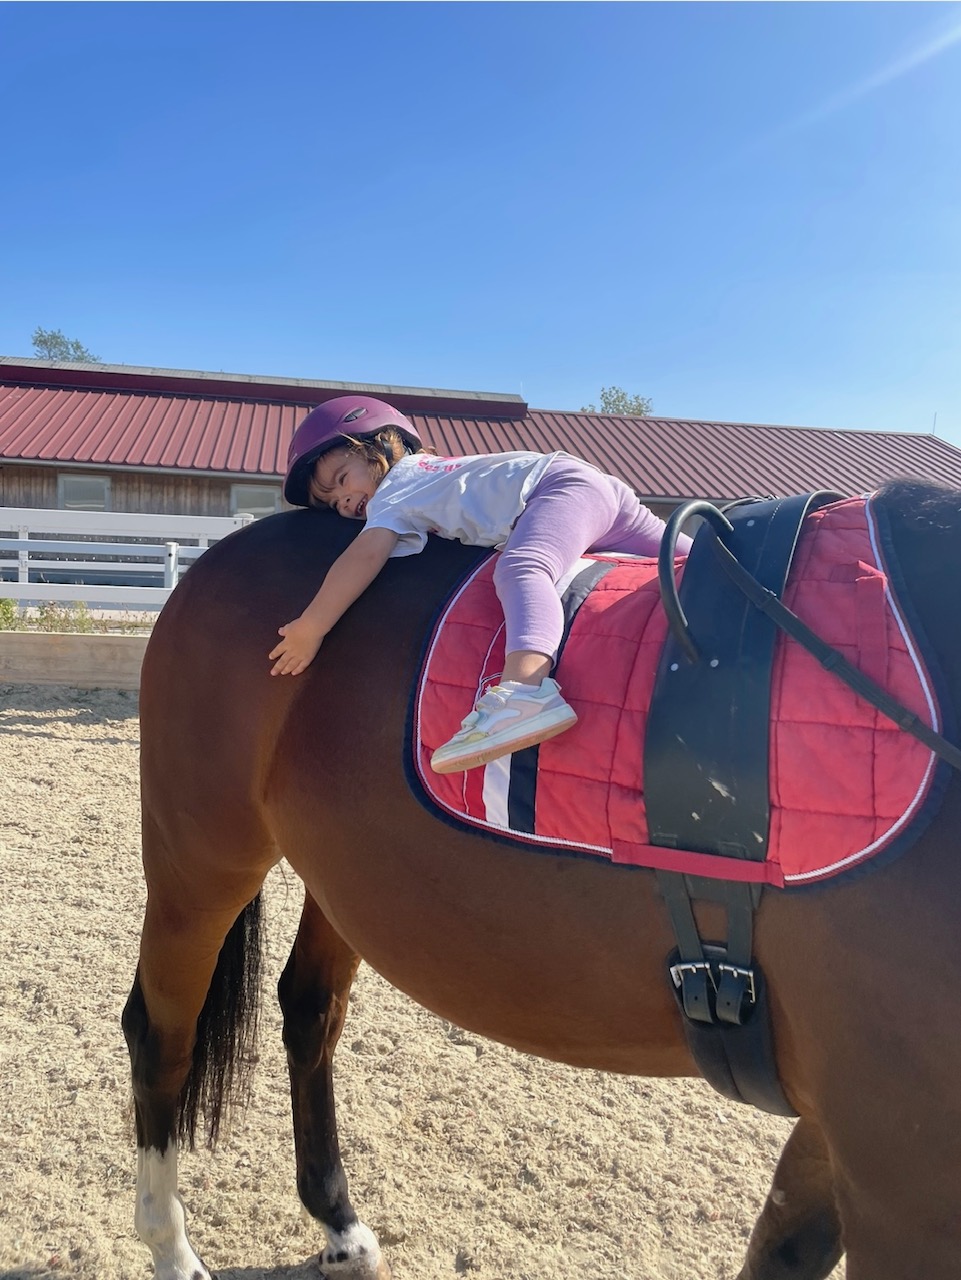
[0,465,56,508]
[0,465,271,517]
[103,471,236,516]
[2,465,686,525]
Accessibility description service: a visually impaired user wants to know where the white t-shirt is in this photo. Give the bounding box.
[363,451,558,557]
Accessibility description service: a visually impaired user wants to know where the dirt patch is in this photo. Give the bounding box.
[0,685,844,1280]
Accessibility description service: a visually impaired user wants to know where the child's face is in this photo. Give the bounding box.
[311,446,378,519]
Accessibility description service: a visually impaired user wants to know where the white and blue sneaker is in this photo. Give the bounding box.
[430,677,578,774]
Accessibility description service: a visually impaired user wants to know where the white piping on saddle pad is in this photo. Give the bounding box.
[415,556,613,852]
[478,557,597,828]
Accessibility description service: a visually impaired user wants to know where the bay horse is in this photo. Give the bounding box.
[123,478,961,1280]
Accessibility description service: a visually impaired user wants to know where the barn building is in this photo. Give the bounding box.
[3,355,961,521]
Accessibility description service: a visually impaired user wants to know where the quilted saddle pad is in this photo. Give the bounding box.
[408,495,944,888]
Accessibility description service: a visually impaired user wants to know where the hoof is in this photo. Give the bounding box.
[148,1239,211,1280]
[152,1255,211,1280]
[319,1255,390,1280]
[319,1222,390,1280]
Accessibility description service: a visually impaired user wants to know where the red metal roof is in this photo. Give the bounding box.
[0,357,526,418]
[3,360,961,501]
[487,410,961,501]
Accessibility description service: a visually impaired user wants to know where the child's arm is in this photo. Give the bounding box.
[269,526,400,675]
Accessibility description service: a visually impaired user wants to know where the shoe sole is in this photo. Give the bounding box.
[430,710,578,775]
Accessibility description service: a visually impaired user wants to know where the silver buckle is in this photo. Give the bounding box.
[717,963,757,1004]
[669,960,716,991]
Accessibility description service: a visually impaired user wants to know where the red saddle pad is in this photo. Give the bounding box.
[410,496,943,888]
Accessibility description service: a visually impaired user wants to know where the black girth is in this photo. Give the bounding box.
[645,491,961,1116]
[645,492,842,1117]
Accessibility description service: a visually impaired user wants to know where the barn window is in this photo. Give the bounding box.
[58,473,111,511]
[230,484,282,520]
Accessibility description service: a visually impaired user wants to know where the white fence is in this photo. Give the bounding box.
[0,507,254,611]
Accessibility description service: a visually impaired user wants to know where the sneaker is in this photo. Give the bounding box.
[430,677,578,774]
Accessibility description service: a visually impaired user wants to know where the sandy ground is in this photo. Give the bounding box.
[0,685,845,1280]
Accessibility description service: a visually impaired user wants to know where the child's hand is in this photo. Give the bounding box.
[268,528,399,677]
[269,616,326,676]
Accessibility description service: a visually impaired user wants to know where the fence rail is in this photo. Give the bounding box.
[0,506,253,611]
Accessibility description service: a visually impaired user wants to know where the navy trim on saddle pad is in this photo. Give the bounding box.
[402,555,626,866]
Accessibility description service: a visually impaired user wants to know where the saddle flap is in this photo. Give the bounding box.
[643,493,839,861]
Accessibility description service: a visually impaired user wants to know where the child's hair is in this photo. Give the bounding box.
[307,427,415,509]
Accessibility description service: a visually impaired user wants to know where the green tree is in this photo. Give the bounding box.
[32,327,101,363]
[581,385,652,416]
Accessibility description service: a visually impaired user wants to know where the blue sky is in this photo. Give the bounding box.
[2,2,960,445]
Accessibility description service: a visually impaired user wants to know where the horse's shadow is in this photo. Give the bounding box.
[212,1266,326,1280]
[0,1273,76,1280]
[0,684,139,742]
[0,1267,326,1280]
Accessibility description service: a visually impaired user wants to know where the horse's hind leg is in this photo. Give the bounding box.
[123,824,271,1280]
[278,890,390,1280]
[737,1118,842,1280]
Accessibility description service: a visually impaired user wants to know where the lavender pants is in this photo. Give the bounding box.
[494,455,693,659]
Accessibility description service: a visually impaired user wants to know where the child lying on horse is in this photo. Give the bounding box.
[271,395,690,773]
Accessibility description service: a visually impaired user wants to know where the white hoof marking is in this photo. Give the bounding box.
[321,1220,383,1273]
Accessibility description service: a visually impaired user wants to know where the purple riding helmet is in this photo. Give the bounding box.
[283,395,423,507]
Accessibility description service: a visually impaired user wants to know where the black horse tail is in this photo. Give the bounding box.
[179,892,265,1149]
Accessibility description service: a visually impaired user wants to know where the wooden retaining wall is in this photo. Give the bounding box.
[0,633,149,691]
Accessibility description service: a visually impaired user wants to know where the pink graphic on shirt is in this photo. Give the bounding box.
[415,458,461,474]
